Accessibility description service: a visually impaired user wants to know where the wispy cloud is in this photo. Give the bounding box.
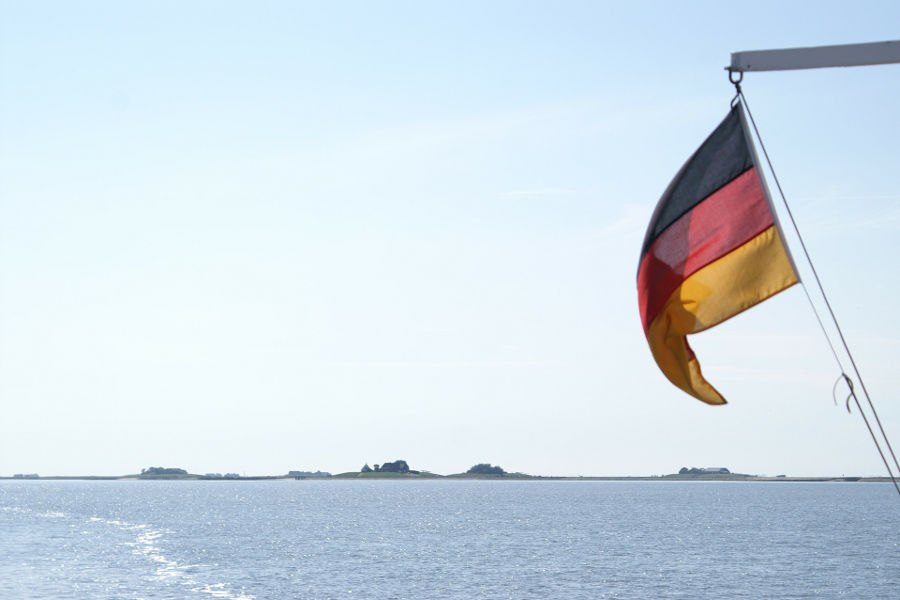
[567,202,652,253]
[500,188,575,199]
[786,195,900,235]
[312,359,563,370]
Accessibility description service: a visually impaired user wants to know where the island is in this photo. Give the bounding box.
[0,463,881,482]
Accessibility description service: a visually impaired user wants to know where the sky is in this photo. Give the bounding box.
[1,1,899,478]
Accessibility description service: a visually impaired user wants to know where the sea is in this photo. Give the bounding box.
[1,479,897,599]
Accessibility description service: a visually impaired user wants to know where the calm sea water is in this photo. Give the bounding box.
[0,480,897,599]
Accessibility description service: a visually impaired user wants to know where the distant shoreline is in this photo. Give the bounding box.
[0,474,890,483]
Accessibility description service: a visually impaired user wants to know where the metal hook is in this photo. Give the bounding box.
[728,69,743,106]
[833,373,855,414]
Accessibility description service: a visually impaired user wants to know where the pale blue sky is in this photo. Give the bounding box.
[2,1,899,477]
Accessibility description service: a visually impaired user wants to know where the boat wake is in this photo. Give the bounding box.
[3,506,255,600]
[90,516,256,600]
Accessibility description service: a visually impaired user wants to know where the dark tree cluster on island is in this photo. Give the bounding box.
[678,467,730,475]
[141,467,188,476]
[466,463,505,475]
[358,461,507,476]
[288,470,331,478]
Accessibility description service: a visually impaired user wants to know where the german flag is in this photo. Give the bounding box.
[637,103,798,404]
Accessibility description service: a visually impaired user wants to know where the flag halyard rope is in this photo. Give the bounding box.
[736,86,900,497]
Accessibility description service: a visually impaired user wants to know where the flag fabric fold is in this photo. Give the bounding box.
[637,103,798,404]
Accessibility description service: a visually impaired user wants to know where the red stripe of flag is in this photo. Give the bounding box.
[637,167,773,333]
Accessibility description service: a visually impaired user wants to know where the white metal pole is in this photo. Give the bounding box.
[729,40,900,72]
